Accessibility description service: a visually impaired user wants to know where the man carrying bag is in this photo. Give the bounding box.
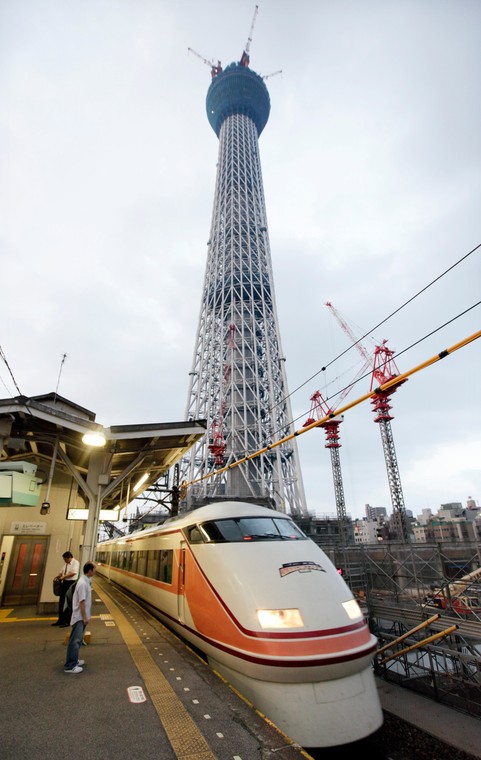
[51,551,79,627]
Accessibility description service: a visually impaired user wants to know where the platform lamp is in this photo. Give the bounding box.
[81,429,107,447]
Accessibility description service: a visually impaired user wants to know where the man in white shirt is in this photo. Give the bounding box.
[64,561,96,674]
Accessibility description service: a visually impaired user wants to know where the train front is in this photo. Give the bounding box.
[181,502,383,748]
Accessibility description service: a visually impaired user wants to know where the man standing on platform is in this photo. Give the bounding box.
[64,561,95,674]
[52,550,79,627]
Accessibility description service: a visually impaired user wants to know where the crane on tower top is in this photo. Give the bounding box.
[324,301,411,542]
[240,4,259,67]
[189,6,273,79]
[187,47,222,78]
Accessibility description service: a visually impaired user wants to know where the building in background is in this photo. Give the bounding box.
[365,504,387,522]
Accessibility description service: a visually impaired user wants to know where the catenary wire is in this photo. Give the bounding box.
[0,345,23,397]
[287,300,481,430]
[182,328,481,491]
[277,242,481,408]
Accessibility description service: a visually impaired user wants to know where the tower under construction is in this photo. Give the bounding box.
[181,40,307,517]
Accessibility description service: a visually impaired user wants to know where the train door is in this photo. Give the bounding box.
[177,542,186,623]
[2,536,49,606]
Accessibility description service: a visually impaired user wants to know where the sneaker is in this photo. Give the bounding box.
[64,665,83,674]
[77,660,85,667]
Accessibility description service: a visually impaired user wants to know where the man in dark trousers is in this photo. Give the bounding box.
[51,551,79,627]
[64,561,96,674]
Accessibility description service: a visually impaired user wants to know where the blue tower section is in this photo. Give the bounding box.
[181,58,307,517]
[206,63,270,137]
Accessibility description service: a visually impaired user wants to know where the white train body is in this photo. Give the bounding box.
[96,501,383,748]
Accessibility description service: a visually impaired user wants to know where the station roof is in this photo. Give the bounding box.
[0,393,207,511]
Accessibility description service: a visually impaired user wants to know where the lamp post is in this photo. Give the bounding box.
[81,429,108,568]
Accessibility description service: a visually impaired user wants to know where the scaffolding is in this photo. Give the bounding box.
[320,539,481,719]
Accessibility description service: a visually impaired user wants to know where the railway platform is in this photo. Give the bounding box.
[1,574,480,760]
[0,575,309,760]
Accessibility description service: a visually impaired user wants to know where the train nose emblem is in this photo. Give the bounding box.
[279,561,325,577]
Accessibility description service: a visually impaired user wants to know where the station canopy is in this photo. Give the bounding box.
[0,393,206,511]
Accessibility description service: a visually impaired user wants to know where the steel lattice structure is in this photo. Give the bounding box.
[180,62,307,517]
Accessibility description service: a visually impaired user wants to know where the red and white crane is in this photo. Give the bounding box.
[324,301,411,541]
[303,357,369,545]
[208,324,236,467]
[187,47,222,78]
[304,389,349,544]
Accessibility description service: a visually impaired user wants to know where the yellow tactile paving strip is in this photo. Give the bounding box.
[94,582,217,760]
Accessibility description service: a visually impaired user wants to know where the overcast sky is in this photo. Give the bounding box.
[1,0,480,521]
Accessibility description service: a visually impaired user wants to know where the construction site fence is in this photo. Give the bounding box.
[322,540,481,721]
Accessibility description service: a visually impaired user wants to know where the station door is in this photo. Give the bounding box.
[2,536,49,606]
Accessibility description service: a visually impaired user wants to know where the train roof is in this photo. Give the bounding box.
[100,501,294,543]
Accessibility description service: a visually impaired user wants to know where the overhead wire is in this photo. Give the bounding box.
[277,241,481,408]
[286,298,481,430]
[182,328,481,492]
[0,344,23,397]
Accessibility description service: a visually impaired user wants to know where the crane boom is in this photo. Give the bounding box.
[324,301,372,365]
[240,4,259,67]
[262,70,283,81]
[187,48,222,78]
[324,301,411,542]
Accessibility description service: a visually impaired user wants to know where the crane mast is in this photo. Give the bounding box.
[324,302,411,542]
[240,4,259,67]
[304,391,348,544]
[208,324,236,467]
[304,350,373,544]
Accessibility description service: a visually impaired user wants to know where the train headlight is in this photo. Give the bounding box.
[342,599,362,620]
[257,608,304,629]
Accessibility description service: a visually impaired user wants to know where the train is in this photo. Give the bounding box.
[95,500,383,748]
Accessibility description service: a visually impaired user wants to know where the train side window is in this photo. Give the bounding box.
[137,550,147,577]
[159,549,173,584]
[130,551,138,574]
[187,526,203,543]
[147,550,159,579]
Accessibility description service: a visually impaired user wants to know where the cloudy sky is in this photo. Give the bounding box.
[1,0,480,521]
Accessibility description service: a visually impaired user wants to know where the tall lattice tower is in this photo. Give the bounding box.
[180,46,307,517]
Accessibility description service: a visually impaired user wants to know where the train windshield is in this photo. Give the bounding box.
[188,517,307,543]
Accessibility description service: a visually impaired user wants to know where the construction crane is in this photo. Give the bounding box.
[261,70,283,81]
[208,324,236,467]
[304,392,348,544]
[304,357,371,545]
[240,4,259,67]
[189,6,264,77]
[208,416,226,466]
[187,47,222,78]
[324,301,411,542]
